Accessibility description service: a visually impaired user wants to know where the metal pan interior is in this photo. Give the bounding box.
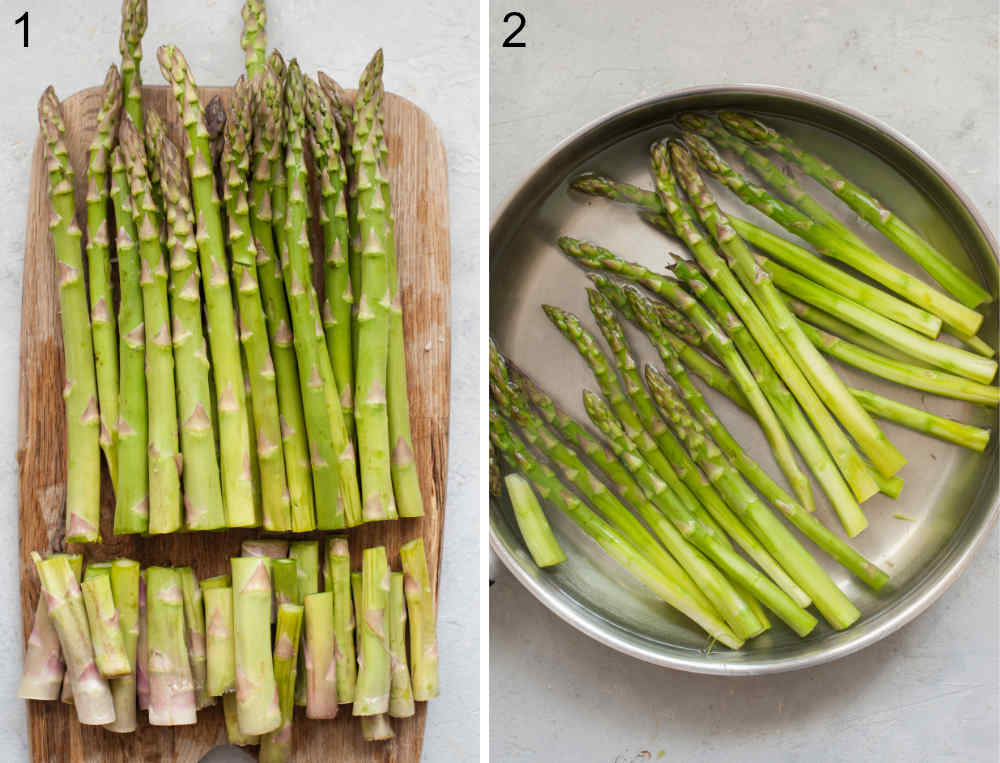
[489,85,999,674]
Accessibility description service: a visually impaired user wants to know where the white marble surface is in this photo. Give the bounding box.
[490,0,998,760]
[0,2,478,760]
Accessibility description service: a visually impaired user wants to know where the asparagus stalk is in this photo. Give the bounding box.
[849,387,990,451]
[719,111,992,308]
[33,554,114,723]
[240,0,267,80]
[143,106,168,213]
[350,54,398,523]
[490,410,743,649]
[158,45,258,528]
[145,566,196,725]
[725,216,942,338]
[177,567,212,709]
[589,287,801,529]
[59,554,85,706]
[399,538,443,699]
[303,592,338,718]
[587,273,749,410]
[231,557,281,735]
[943,324,996,358]
[290,540,320,706]
[223,691,259,746]
[202,584,235,697]
[38,88,101,543]
[327,537,357,703]
[799,321,1000,406]
[354,547,391,715]
[503,474,567,568]
[668,263,870,534]
[674,137,907,479]
[251,65,316,532]
[260,602,303,763]
[491,342,720,608]
[158,126,228,532]
[19,561,66,700]
[304,75,355,441]
[761,254,996,383]
[136,570,149,709]
[490,441,503,498]
[102,559,139,732]
[85,66,122,490]
[362,713,396,741]
[119,116,183,535]
[81,574,130,678]
[224,76,292,532]
[119,0,147,133]
[109,146,149,535]
[388,572,416,717]
[583,391,816,637]
[272,558,299,609]
[280,61,355,530]
[785,295,922,365]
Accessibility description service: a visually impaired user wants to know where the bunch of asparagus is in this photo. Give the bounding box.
[491,110,994,648]
[39,0,425,544]
[19,536,439,757]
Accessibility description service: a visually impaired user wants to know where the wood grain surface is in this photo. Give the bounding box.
[18,83,450,763]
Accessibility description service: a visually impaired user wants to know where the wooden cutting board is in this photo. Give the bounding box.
[18,83,451,763]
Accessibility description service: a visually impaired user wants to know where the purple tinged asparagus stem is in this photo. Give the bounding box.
[145,566,196,725]
[19,561,66,700]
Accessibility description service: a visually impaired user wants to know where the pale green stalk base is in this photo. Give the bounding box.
[145,567,196,725]
[400,539,441,700]
[354,547,390,716]
[304,592,338,718]
[504,474,566,567]
[388,572,415,717]
[231,557,281,735]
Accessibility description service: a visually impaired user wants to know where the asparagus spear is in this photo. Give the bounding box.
[81,574,130,678]
[674,138,907,479]
[354,547,391,715]
[158,45,258,528]
[38,88,101,543]
[143,106,168,213]
[304,75,355,440]
[177,567,212,709]
[202,583,236,697]
[590,286,806,528]
[136,570,149,709]
[327,537,357,703]
[667,264,870,535]
[490,441,503,498]
[240,0,267,80]
[119,0,147,133]
[158,127,227,532]
[120,116,183,534]
[785,295,922,365]
[490,409,743,649]
[109,146,149,535]
[583,391,816,637]
[552,247,810,504]
[231,556,281,735]
[350,54,398,523]
[587,273,749,409]
[362,713,396,741]
[943,324,996,358]
[145,566,196,725]
[260,602,303,763]
[502,474,567,568]
[719,111,992,308]
[85,66,122,490]
[724,216,942,338]
[33,554,114,723]
[388,572,415,718]
[18,564,66,700]
[849,387,990,451]
[290,540,320,706]
[799,321,1000,406]
[491,341,721,607]
[251,65,316,532]
[223,691,259,746]
[59,555,85,706]
[224,76,292,532]
[761,254,996,383]
[272,558,299,610]
[303,592,338,718]
[103,559,139,732]
[281,61,356,530]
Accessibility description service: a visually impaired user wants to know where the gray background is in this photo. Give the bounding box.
[0,1,478,760]
[490,1,999,761]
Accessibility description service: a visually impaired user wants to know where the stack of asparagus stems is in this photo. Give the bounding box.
[42,0,424,544]
[491,110,994,649]
[19,537,440,755]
